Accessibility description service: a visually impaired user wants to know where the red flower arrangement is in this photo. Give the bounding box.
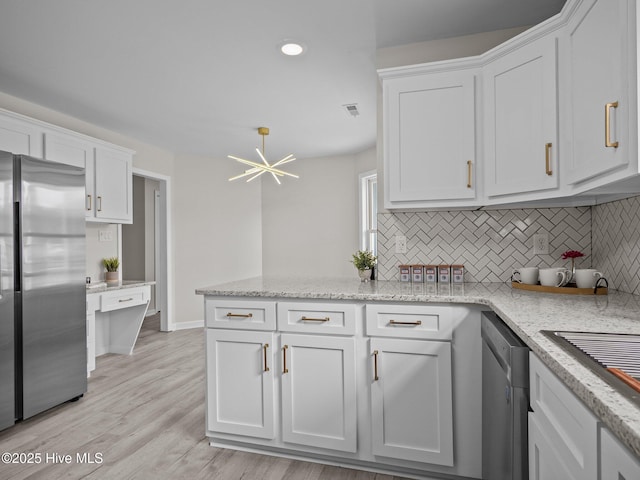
[561,250,585,260]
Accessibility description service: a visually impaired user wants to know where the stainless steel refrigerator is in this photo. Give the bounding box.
[0,151,86,431]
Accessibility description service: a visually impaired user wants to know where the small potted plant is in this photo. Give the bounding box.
[350,250,377,282]
[102,257,120,285]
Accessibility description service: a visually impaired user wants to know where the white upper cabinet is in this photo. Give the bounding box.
[44,131,133,224]
[380,0,640,209]
[484,34,559,199]
[0,108,134,224]
[0,112,43,158]
[381,68,478,209]
[562,0,631,187]
[94,146,132,223]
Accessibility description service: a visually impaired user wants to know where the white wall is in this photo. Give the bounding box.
[261,148,376,278]
[173,153,263,323]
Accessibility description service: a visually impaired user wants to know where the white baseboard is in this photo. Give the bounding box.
[173,320,204,330]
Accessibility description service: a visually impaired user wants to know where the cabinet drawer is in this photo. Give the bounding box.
[277,302,359,335]
[366,304,452,340]
[205,298,276,331]
[529,353,598,480]
[100,288,148,312]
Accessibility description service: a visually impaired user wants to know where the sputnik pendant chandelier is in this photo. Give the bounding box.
[228,127,298,184]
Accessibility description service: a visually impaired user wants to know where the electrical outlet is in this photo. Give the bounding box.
[395,235,407,254]
[533,233,549,255]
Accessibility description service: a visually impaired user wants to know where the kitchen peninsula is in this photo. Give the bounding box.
[197,277,640,478]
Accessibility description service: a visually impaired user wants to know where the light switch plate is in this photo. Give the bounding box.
[99,230,113,242]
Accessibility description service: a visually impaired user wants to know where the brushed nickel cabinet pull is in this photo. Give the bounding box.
[283,345,289,374]
[263,343,270,372]
[373,350,379,381]
[466,160,472,188]
[97,196,103,212]
[605,101,619,148]
[545,143,553,176]
[118,298,133,303]
[301,316,330,322]
[86,194,92,211]
[389,319,422,326]
[226,312,253,318]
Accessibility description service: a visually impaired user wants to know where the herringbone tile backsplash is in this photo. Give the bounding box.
[592,195,640,295]
[377,208,592,283]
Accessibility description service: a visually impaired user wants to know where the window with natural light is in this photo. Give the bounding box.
[359,171,377,256]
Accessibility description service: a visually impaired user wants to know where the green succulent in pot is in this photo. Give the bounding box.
[102,257,120,272]
[350,250,377,270]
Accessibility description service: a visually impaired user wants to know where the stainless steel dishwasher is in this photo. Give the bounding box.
[481,311,530,480]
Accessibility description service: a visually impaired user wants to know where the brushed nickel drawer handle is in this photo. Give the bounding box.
[373,350,379,381]
[97,196,103,212]
[263,343,270,372]
[389,319,422,326]
[86,194,92,211]
[301,316,330,322]
[466,160,472,188]
[118,298,133,303]
[605,101,619,148]
[226,312,253,318]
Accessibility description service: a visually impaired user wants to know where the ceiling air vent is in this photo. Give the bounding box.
[343,103,360,117]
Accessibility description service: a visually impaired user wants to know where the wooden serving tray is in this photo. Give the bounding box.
[511,281,608,295]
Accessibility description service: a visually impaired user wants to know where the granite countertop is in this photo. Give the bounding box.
[196,276,640,457]
[87,280,156,294]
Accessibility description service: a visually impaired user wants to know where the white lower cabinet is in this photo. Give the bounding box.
[205,329,275,439]
[204,298,482,478]
[600,427,640,479]
[281,333,357,452]
[369,337,453,465]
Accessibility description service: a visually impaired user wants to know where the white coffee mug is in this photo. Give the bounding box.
[513,267,539,285]
[539,267,569,287]
[574,269,603,289]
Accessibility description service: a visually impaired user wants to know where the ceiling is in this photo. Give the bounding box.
[0,0,566,162]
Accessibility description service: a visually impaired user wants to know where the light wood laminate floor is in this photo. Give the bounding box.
[0,315,408,480]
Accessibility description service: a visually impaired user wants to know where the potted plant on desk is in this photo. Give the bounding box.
[103,257,120,286]
[351,250,377,282]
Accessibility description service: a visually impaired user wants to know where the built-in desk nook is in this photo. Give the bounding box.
[86,281,154,375]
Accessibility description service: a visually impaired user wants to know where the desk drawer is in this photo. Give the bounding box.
[100,288,148,312]
[366,304,452,340]
[277,301,359,335]
[205,298,276,330]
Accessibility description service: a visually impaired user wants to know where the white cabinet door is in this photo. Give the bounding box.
[528,412,576,480]
[94,146,132,223]
[382,69,477,207]
[564,0,631,185]
[281,333,357,452]
[600,428,640,480]
[370,337,453,466]
[484,34,559,197]
[206,329,275,439]
[0,113,43,158]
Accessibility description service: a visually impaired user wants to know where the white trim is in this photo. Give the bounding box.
[174,320,205,330]
[358,170,377,253]
[132,167,174,332]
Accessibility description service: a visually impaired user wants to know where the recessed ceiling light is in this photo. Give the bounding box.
[280,41,305,56]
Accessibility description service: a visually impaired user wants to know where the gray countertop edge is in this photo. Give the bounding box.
[196,277,640,457]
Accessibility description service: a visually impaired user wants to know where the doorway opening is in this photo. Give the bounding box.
[121,168,173,331]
